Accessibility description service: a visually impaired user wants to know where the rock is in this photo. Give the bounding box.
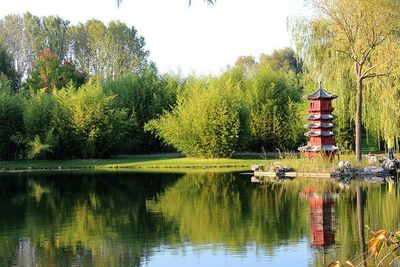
[383,159,399,172]
[277,166,294,172]
[365,154,378,164]
[251,165,261,171]
[364,166,384,173]
[338,161,351,168]
[363,176,385,183]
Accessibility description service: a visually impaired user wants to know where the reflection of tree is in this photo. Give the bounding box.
[147,173,309,255]
[356,186,367,266]
[2,172,400,266]
[0,171,181,267]
[322,182,400,266]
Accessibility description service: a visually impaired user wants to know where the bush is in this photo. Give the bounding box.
[245,66,304,151]
[0,92,24,159]
[105,71,178,153]
[146,77,249,158]
[24,90,56,159]
[23,81,132,159]
[53,81,131,158]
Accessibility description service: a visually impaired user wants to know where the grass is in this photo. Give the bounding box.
[0,154,273,172]
[0,152,389,173]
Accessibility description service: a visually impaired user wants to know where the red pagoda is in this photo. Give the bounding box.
[299,85,339,158]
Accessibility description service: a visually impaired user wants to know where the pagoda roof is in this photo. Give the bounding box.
[306,86,337,100]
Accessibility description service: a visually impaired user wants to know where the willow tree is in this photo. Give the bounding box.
[292,0,400,160]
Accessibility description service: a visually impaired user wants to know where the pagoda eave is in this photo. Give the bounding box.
[306,114,336,120]
[304,123,334,129]
[305,131,334,137]
[299,145,339,152]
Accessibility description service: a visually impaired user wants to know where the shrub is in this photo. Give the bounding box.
[0,92,24,159]
[146,77,249,158]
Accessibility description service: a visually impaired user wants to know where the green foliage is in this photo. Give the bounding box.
[0,13,71,84]
[244,64,304,151]
[105,71,178,153]
[23,81,132,159]
[260,47,303,74]
[69,19,149,79]
[146,77,249,158]
[0,42,17,91]
[27,134,53,159]
[51,81,131,158]
[24,90,56,159]
[0,13,150,86]
[145,52,305,158]
[0,92,24,159]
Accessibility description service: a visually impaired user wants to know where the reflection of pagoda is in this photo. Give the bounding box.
[299,85,339,159]
[307,192,336,247]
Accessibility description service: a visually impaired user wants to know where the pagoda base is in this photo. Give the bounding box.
[303,150,338,160]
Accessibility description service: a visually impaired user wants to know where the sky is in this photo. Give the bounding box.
[0,0,309,75]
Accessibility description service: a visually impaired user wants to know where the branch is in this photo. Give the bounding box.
[360,30,392,67]
[363,72,389,80]
[361,64,378,78]
[359,46,373,67]
[333,47,359,64]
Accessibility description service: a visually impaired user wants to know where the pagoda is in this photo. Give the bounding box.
[299,85,339,159]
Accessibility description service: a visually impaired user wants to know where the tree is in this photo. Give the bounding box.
[292,0,400,160]
[0,13,71,85]
[0,42,17,91]
[0,14,33,84]
[260,48,303,75]
[24,49,87,93]
[69,19,149,79]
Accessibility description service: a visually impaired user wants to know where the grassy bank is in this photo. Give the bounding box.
[0,154,275,172]
[0,153,388,173]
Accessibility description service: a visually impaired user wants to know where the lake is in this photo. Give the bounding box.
[0,171,398,266]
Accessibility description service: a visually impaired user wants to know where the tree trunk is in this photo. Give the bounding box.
[355,78,363,161]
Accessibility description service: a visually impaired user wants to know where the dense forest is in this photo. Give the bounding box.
[0,9,397,160]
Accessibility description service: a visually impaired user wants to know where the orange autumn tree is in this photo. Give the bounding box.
[25,49,86,93]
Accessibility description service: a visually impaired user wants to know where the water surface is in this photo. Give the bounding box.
[0,171,398,266]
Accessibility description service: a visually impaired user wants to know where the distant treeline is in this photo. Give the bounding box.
[0,13,311,159]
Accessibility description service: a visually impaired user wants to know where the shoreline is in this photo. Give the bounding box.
[0,153,390,174]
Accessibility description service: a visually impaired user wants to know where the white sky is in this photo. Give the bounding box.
[0,0,309,75]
